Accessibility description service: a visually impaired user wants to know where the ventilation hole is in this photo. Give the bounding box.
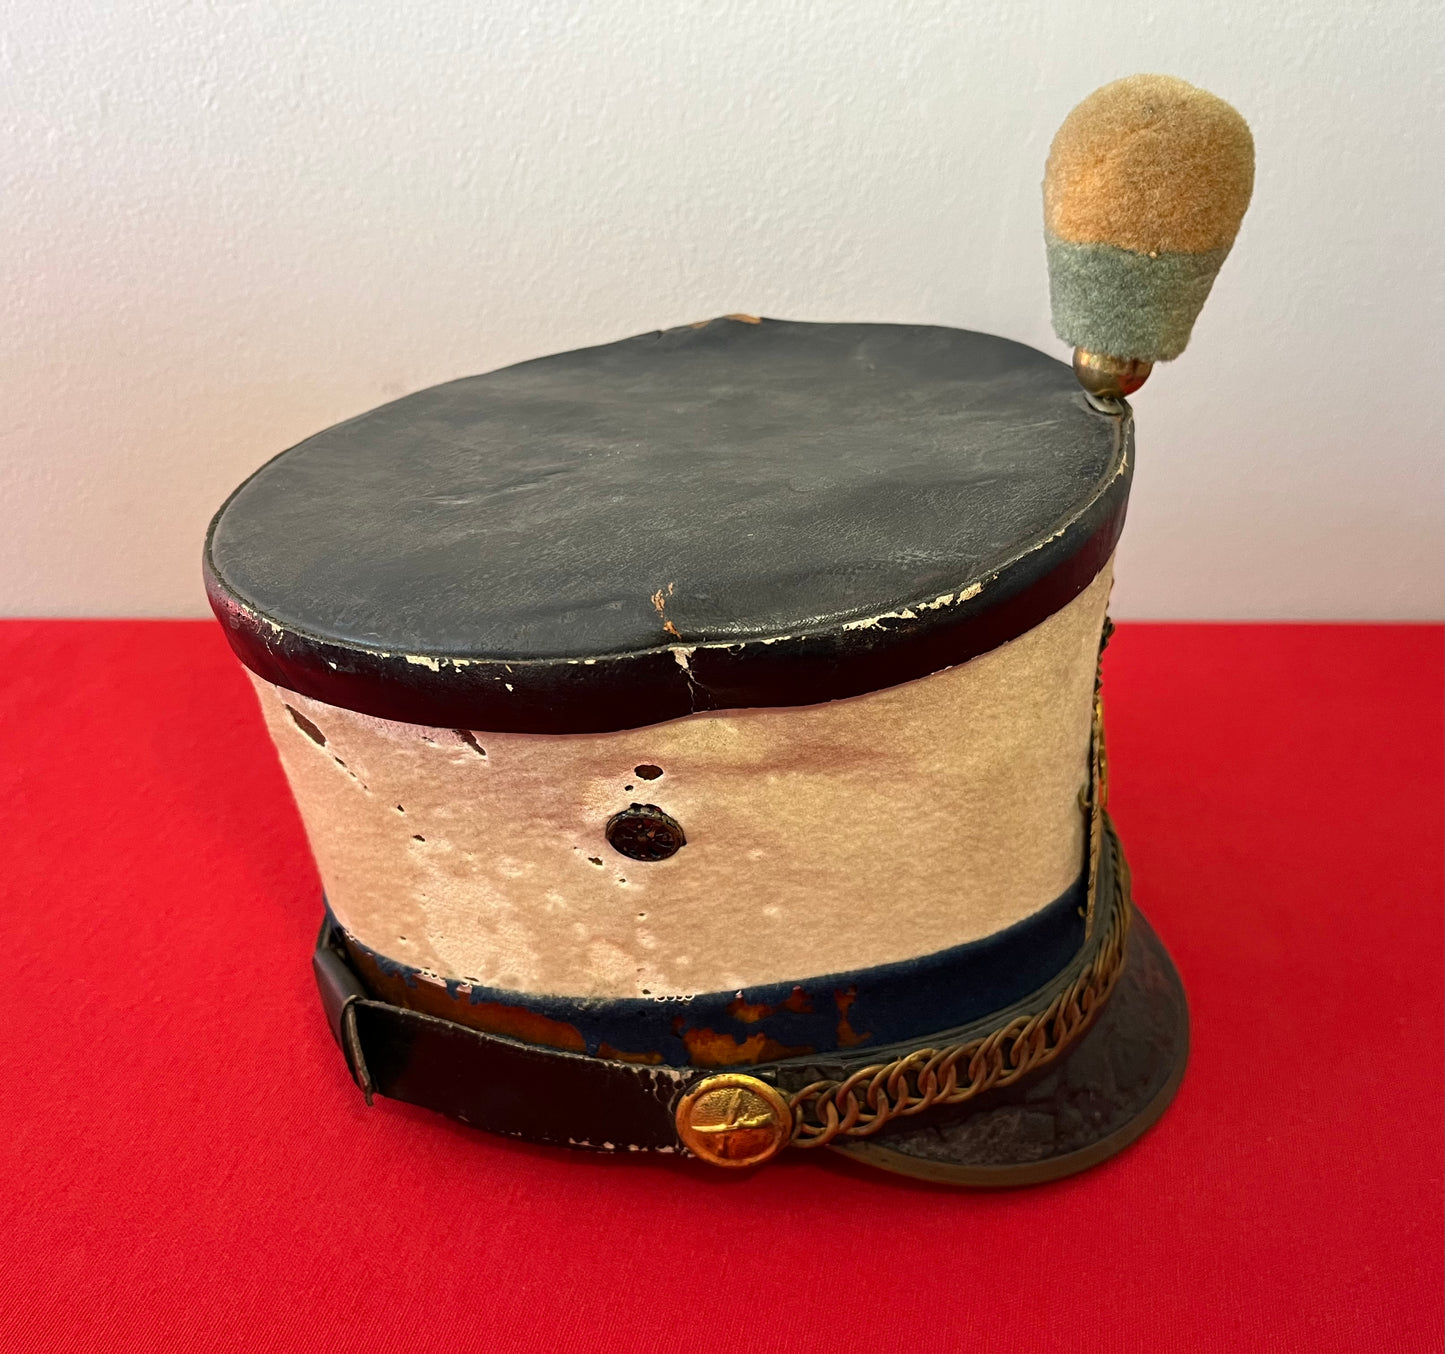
[606,804,685,862]
[455,730,486,757]
[412,835,426,842]
[641,989,651,996]
[623,785,634,792]
[637,912,647,920]
[634,764,663,780]
[395,805,405,814]
[588,857,603,866]
[285,706,326,746]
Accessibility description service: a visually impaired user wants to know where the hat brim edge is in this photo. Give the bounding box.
[825,907,1189,1188]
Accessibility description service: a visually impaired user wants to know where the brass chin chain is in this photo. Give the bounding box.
[786,817,1131,1148]
[678,830,1132,1165]
[787,657,1128,1151]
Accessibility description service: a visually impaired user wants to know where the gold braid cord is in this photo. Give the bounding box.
[788,634,1129,1150]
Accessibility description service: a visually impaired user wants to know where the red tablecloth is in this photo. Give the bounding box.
[2,621,1440,1352]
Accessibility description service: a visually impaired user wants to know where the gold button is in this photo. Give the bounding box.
[675,1074,792,1168]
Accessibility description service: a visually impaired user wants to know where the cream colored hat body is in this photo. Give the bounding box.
[253,559,1111,1005]
[207,318,1131,1069]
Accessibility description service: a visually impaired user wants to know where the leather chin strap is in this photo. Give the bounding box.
[311,863,1119,1160]
[314,918,689,1152]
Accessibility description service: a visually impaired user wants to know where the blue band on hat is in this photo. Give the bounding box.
[337,870,1088,1068]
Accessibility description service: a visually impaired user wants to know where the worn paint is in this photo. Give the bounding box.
[356,949,589,1052]
[726,994,773,1024]
[842,580,984,631]
[650,582,681,639]
[679,1025,814,1066]
[726,985,813,1024]
[596,1042,666,1066]
[835,986,873,1048]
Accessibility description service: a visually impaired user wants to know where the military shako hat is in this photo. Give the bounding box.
[205,76,1252,1184]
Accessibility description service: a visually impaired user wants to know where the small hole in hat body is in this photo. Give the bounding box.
[454,730,486,757]
[285,706,327,745]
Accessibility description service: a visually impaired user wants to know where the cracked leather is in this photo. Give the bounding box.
[207,318,1131,734]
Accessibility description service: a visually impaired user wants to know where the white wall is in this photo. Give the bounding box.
[2,0,1441,620]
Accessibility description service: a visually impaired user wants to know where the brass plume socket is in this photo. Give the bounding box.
[1072,348,1153,405]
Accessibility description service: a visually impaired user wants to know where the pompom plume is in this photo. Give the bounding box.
[1044,75,1254,369]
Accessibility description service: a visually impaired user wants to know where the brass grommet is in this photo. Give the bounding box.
[606,803,685,861]
[675,1073,792,1168]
